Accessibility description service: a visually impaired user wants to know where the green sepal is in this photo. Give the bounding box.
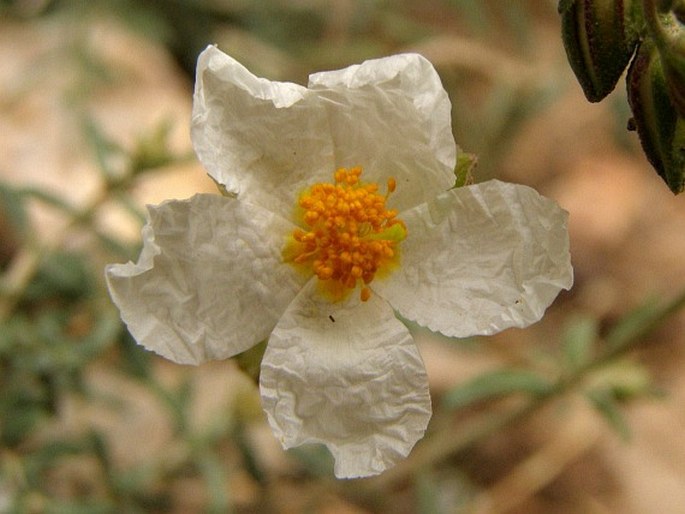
[453,149,477,188]
[559,0,641,102]
[643,0,685,117]
[627,40,685,193]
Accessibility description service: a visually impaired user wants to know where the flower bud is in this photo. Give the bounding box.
[559,0,641,102]
[627,41,685,193]
[642,0,685,117]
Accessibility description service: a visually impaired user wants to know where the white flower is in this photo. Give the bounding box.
[105,46,573,479]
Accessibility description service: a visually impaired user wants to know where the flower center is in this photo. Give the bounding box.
[283,166,406,302]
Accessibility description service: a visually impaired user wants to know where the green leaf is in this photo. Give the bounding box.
[130,119,183,174]
[88,429,114,479]
[150,374,193,437]
[604,296,664,352]
[23,251,93,302]
[117,329,152,380]
[197,452,232,514]
[561,315,598,371]
[15,187,132,258]
[20,185,80,217]
[586,388,632,441]
[233,421,266,485]
[442,369,553,410]
[0,180,29,242]
[600,290,685,358]
[82,117,125,180]
[114,189,147,225]
[78,308,120,360]
[415,470,443,514]
[0,397,46,447]
[588,360,655,401]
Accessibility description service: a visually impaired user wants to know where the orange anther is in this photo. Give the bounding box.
[387,177,396,193]
[317,266,334,280]
[304,211,319,225]
[284,166,406,302]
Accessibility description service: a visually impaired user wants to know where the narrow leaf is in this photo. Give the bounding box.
[82,117,124,180]
[561,315,598,371]
[604,296,664,352]
[586,388,632,441]
[198,452,231,514]
[415,470,443,514]
[0,181,29,240]
[442,369,553,411]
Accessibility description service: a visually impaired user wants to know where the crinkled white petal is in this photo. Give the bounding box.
[191,45,335,218]
[260,281,431,479]
[191,46,456,217]
[105,194,307,365]
[373,180,573,337]
[308,52,457,212]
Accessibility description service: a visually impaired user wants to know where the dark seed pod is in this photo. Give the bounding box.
[643,0,685,117]
[627,41,685,193]
[559,0,641,102]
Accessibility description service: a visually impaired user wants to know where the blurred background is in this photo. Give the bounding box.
[1,1,685,513]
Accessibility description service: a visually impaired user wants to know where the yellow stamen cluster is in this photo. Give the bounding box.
[285,166,406,302]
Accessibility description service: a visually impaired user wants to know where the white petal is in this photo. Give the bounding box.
[374,180,573,337]
[260,281,431,479]
[191,46,335,218]
[308,53,457,212]
[192,47,456,218]
[106,194,307,365]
